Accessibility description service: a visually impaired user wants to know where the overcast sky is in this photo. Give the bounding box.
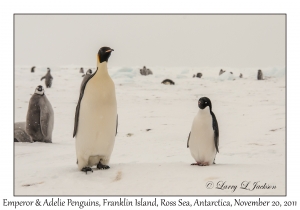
[15,14,285,68]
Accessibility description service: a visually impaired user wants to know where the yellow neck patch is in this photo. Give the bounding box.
[97,54,101,63]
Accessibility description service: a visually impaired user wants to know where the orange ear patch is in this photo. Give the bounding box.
[97,54,100,63]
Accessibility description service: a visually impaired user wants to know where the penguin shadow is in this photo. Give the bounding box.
[112,171,122,182]
[22,181,44,187]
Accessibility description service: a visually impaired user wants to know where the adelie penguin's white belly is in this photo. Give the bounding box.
[189,109,216,164]
[76,74,117,169]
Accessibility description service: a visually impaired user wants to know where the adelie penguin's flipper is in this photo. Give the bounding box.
[187,132,191,148]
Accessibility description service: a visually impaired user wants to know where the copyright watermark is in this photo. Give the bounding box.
[206,181,214,189]
[205,181,276,193]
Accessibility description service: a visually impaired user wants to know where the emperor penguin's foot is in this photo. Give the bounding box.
[97,162,110,170]
[198,162,209,166]
[191,163,200,165]
[81,167,93,174]
[191,162,210,166]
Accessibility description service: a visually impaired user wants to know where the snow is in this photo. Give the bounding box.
[14,66,285,195]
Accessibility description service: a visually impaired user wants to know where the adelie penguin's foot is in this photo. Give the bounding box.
[97,162,110,170]
[81,167,93,174]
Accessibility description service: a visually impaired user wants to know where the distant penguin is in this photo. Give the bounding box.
[257,69,263,80]
[31,66,35,73]
[187,97,219,166]
[193,74,195,78]
[14,122,33,143]
[140,66,153,76]
[161,79,175,85]
[73,46,117,173]
[80,69,93,90]
[26,85,54,143]
[219,69,225,75]
[230,72,233,74]
[195,73,202,78]
[41,68,53,88]
[239,73,243,78]
[80,67,84,73]
[82,69,92,77]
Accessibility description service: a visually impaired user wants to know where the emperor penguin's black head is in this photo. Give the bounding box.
[198,97,212,110]
[87,69,92,74]
[35,85,44,95]
[47,68,51,72]
[98,46,114,63]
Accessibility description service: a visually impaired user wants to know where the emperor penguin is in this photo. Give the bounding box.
[41,68,53,88]
[14,122,33,143]
[73,46,117,173]
[26,85,54,143]
[187,97,219,166]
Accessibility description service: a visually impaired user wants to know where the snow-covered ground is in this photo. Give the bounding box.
[14,66,285,196]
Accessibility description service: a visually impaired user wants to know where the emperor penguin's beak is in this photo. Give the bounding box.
[105,49,114,53]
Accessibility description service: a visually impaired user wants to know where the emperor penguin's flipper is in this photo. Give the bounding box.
[40,76,45,81]
[116,115,118,136]
[39,104,48,137]
[73,70,97,138]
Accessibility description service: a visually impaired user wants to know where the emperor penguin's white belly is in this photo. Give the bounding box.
[189,108,216,164]
[76,73,117,169]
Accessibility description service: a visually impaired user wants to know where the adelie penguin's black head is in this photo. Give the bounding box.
[98,46,114,63]
[198,97,212,110]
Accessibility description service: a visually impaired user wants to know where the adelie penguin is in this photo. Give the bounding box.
[26,85,54,143]
[31,66,35,73]
[257,69,263,80]
[73,46,118,174]
[41,68,53,88]
[187,97,219,166]
[161,79,175,85]
[194,72,202,78]
[219,69,225,75]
